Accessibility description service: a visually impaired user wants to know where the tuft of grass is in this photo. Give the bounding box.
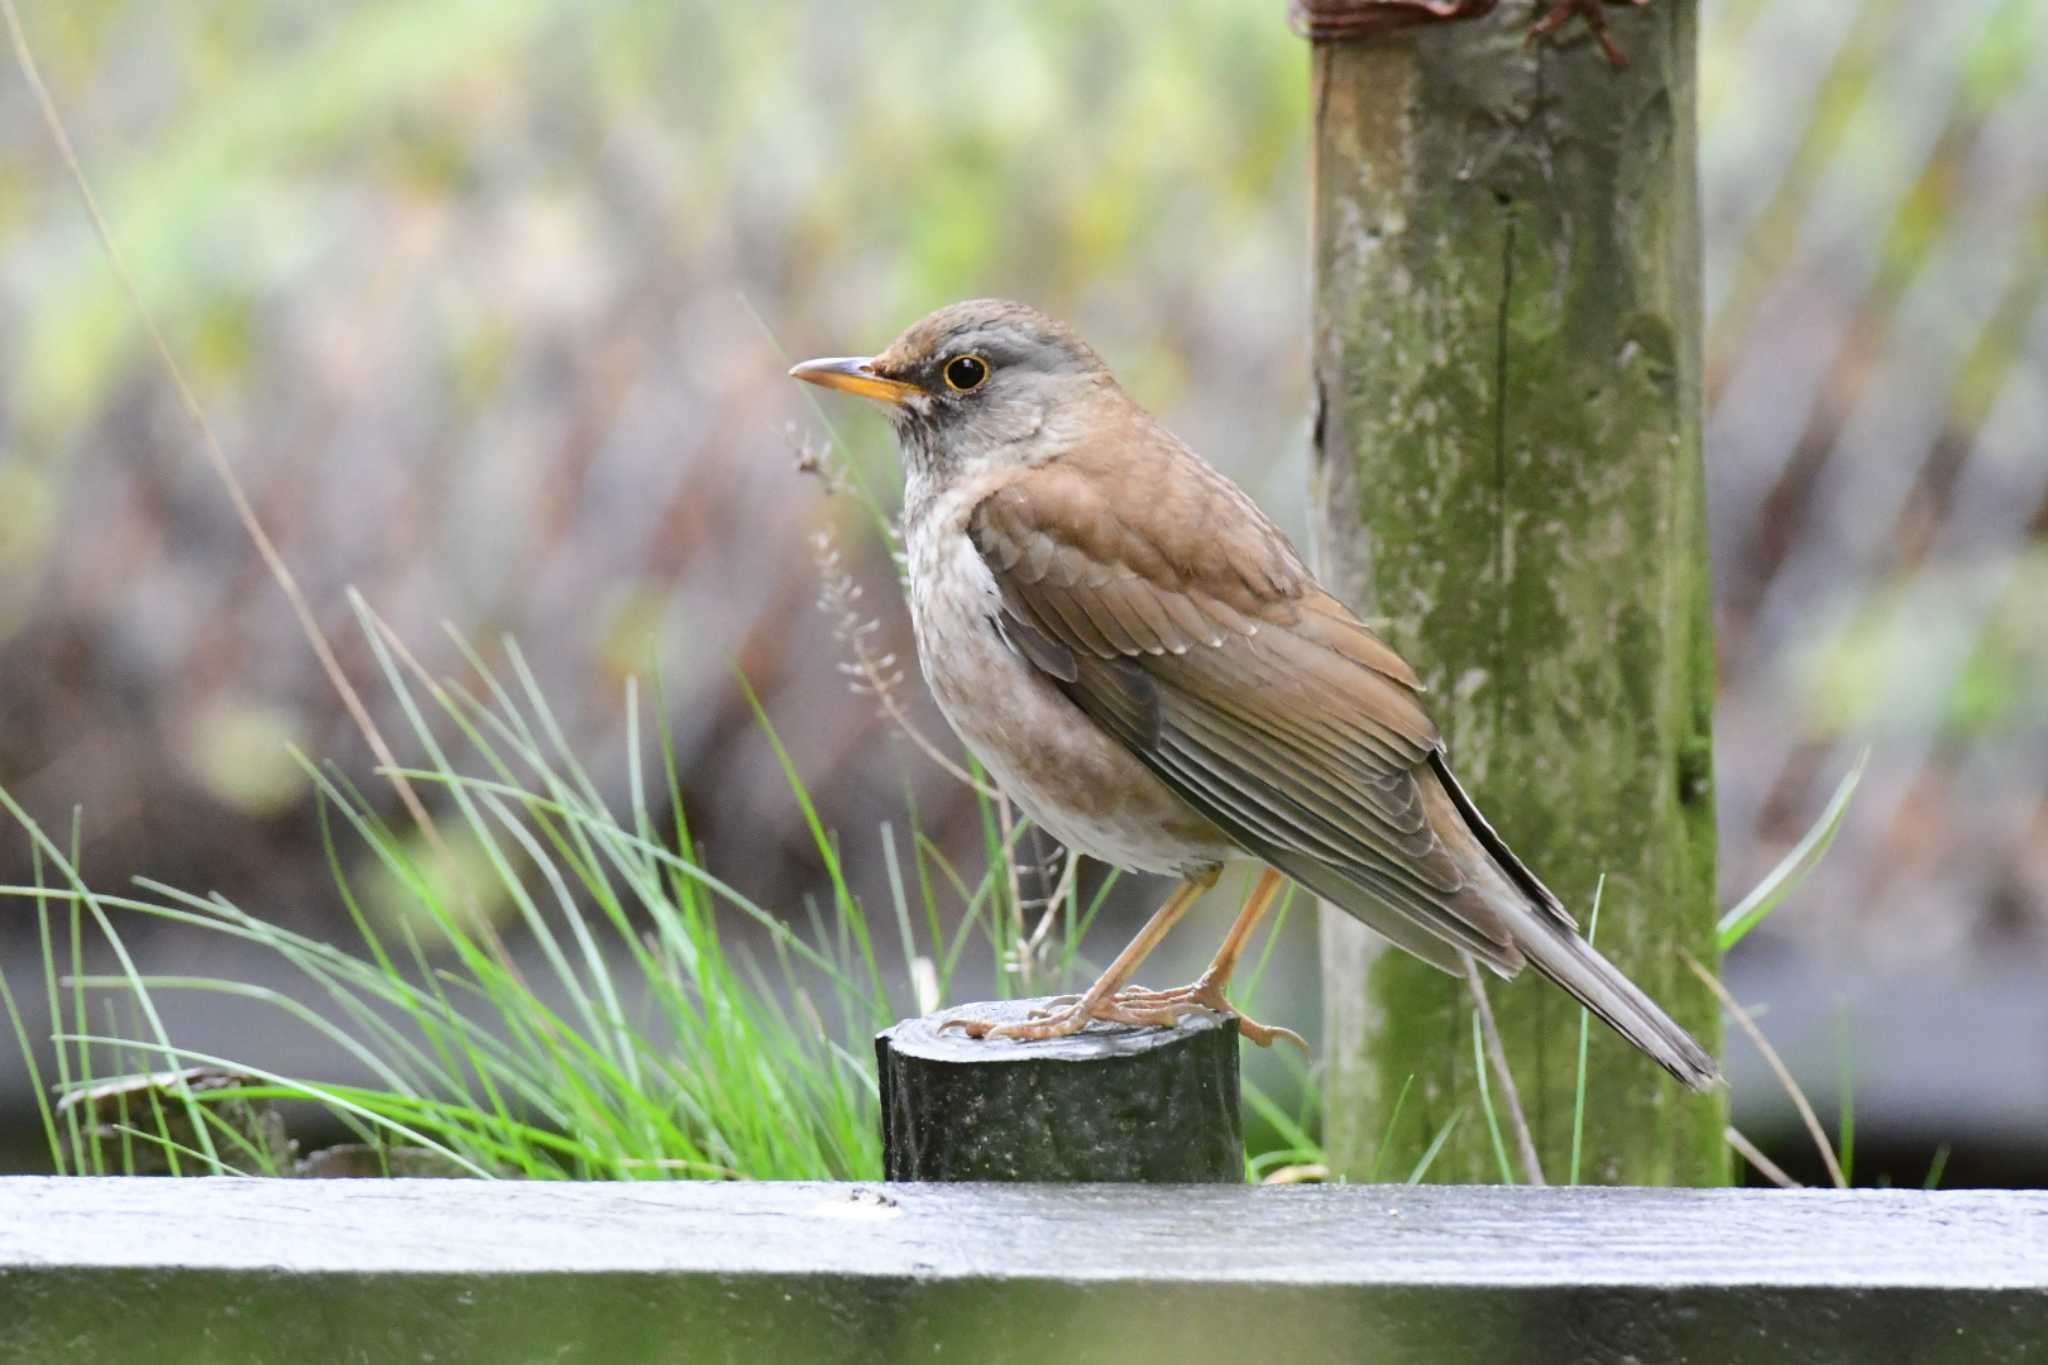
[1,619,1096,1180]
[3,615,1324,1182]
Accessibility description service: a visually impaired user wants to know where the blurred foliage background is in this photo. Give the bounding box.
[2,0,2044,1182]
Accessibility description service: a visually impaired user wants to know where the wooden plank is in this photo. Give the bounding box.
[1307,4,1725,1183]
[2,1178,2043,1363]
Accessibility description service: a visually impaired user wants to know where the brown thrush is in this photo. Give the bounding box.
[792,299,1717,1089]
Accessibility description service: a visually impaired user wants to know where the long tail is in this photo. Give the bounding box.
[1516,916,1721,1091]
[1427,753,1720,1091]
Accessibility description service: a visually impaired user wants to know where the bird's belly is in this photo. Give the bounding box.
[907,527,1233,877]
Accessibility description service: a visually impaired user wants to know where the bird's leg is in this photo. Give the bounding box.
[1110,869,1307,1051]
[942,871,1216,1043]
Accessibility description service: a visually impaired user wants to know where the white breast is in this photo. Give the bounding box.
[901,473,1237,877]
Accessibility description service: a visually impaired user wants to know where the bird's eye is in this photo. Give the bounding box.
[943,354,990,392]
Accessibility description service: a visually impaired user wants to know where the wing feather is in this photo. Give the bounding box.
[968,455,1540,977]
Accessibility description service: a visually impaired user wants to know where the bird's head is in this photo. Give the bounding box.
[789,299,1112,477]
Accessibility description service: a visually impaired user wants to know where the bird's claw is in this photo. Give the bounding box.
[1025,982,1175,1018]
[938,1003,1109,1043]
[958,985,1308,1053]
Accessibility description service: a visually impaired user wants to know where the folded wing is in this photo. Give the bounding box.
[970,450,1548,978]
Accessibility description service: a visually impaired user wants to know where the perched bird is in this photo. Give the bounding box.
[791,299,1718,1089]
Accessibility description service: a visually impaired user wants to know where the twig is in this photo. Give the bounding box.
[1725,1125,1802,1190]
[2,3,485,947]
[1684,952,1846,1189]
[995,794,1026,980]
[1463,956,1545,1185]
[1020,850,1080,961]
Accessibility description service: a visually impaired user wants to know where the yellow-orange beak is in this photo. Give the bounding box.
[788,355,924,406]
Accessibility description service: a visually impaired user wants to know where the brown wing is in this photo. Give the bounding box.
[969,443,1555,978]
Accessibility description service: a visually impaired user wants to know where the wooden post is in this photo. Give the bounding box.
[876,999,1243,1182]
[1303,2,1727,1184]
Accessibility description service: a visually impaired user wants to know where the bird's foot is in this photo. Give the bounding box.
[1132,981,1309,1052]
[938,996,1174,1044]
[1027,981,1307,1052]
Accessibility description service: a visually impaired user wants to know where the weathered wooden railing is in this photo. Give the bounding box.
[2,1178,2044,1363]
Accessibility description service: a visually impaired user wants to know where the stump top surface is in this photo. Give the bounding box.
[880,996,1233,1064]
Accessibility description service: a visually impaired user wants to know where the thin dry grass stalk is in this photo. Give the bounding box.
[1685,951,1847,1189]
[1725,1124,1802,1190]
[2,0,509,967]
[1018,851,1080,964]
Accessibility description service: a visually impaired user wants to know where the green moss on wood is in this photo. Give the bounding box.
[1309,4,1726,1187]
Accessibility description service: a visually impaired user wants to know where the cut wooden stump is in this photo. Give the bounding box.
[876,997,1242,1182]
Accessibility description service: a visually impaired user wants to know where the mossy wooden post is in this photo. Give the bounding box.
[1302,1,1726,1185]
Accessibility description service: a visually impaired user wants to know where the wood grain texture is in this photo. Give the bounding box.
[877,998,1242,1182]
[1308,2,1726,1182]
[2,1179,2044,1363]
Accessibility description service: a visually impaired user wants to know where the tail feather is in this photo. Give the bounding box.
[1516,916,1721,1092]
[1422,755,1721,1091]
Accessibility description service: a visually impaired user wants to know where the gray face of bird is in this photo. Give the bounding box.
[877,315,1112,479]
[791,301,1116,483]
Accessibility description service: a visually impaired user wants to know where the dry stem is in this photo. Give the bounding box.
[1685,952,1847,1189]
[1463,956,1546,1185]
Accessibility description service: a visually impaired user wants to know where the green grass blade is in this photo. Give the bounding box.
[1406,1109,1463,1185]
[1922,1143,1951,1191]
[1473,1010,1514,1185]
[1718,749,1869,950]
[0,959,62,1170]
[1570,874,1605,1187]
[1367,1074,1416,1184]
[0,787,220,1169]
